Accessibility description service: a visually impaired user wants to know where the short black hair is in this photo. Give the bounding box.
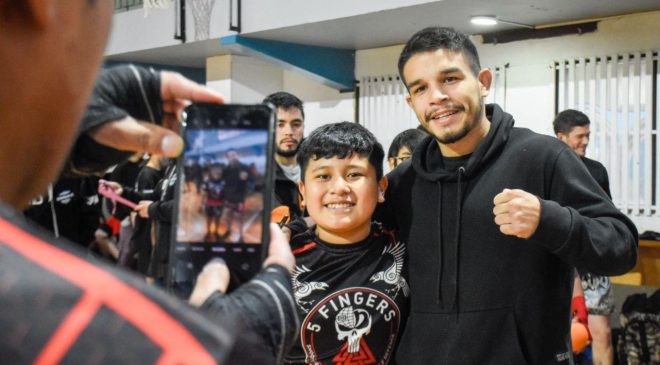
[297,122,384,181]
[387,128,427,158]
[553,109,591,135]
[263,92,305,119]
[398,27,481,85]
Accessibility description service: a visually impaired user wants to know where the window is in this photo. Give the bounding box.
[115,0,144,12]
[555,52,659,217]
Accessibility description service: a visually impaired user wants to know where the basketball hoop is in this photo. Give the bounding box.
[190,0,217,41]
[143,0,171,17]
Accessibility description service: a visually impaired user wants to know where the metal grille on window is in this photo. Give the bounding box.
[555,52,659,217]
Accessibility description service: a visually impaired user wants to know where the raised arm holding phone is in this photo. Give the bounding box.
[0,2,297,364]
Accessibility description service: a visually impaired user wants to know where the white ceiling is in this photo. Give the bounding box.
[106,0,660,68]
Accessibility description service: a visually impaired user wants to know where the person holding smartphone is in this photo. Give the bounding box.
[0,2,297,364]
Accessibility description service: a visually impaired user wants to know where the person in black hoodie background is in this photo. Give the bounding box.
[23,175,100,247]
[130,154,165,274]
[376,27,638,364]
[133,159,177,284]
[104,157,178,285]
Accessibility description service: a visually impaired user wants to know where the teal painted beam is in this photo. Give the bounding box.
[221,35,355,92]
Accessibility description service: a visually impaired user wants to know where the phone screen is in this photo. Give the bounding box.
[169,103,275,297]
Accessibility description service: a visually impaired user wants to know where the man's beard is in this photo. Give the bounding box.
[425,99,483,145]
[437,123,471,144]
[277,144,299,158]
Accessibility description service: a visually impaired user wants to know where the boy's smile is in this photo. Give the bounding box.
[299,154,387,244]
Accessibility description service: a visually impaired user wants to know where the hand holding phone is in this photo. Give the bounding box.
[188,223,294,308]
[169,103,275,296]
[262,223,295,272]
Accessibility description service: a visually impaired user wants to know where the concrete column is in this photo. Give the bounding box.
[206,55,283,103]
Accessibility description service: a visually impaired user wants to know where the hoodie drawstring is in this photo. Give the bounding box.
[452,167,465,318]
[436,166,466,313]
[436,182,443,305]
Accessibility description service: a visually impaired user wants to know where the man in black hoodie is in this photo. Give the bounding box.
[377,27,638,364]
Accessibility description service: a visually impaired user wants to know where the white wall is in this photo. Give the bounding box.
[206,55,283,103]
[356,45,403,78]
[477,10,660,136]
[205,55,354,133]
[283,71,354,135]
[241,0,436,34]
[107,6,182,55]
[108,0,437,56]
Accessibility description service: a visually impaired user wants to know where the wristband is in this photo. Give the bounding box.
[571,295,589,327]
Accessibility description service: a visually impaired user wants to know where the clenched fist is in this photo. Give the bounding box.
[493,188,541,239]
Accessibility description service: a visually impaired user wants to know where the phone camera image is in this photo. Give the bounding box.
[178,129,267,244]
[169,104,274,297]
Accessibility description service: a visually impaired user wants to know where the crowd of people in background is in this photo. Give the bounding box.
[24,150,263,280]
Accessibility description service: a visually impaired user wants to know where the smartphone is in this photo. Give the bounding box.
[168,103,275,297]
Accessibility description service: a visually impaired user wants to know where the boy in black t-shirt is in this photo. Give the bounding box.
[284,122,409,364]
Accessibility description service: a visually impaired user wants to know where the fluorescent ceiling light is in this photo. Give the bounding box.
[471,16,498,26]
[470,15,535,29]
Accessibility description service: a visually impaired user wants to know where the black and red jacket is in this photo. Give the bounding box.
[1,201,297,364]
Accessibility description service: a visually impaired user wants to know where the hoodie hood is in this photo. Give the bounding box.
[412,104,514,182]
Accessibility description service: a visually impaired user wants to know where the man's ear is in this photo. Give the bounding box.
[557,132,568,143]
[1,0,57,29]
[406,94,413,108]
[377,176,389,203]
[298,180,306,207]
[478,68,493,98]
